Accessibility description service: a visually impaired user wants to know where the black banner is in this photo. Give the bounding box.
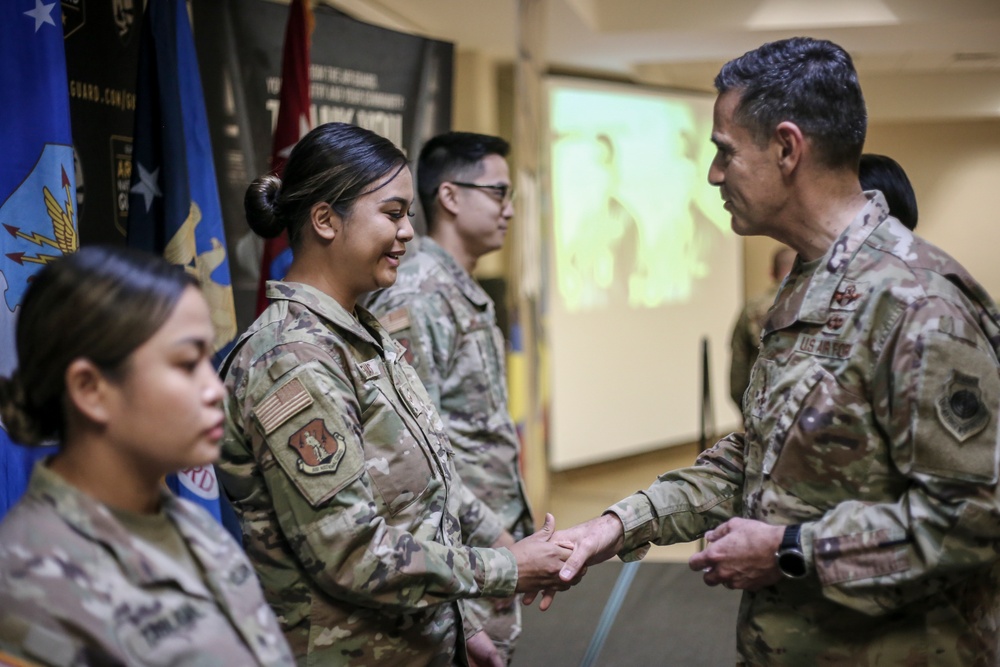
[192,0,454,329]
[64,0,142,246]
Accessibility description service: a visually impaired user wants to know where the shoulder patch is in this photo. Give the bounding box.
[381,307,411,334]
[913,331,999,483]
[254,377,314,435]
[287,418,346,475]
[936,371,990,442]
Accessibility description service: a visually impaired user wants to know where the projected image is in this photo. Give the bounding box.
[546,79,741,470]
[550,85,729,311]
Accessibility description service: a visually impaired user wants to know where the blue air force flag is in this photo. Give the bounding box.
[0,0,79,519]
[128,0,239,523]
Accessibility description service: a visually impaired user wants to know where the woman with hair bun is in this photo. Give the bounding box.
[219,122,573,666]
[0,246,293,666]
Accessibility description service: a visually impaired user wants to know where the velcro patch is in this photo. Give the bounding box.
[254,377,314,435]
[382,307,411,333]
[393,338,415,366]
[357,358,381,381]
[795,334,853,359]
[287,418,346,475]
[814,529,909,586]
[935,370,990,442]
[913,331,999,483]
[830,281,867,311]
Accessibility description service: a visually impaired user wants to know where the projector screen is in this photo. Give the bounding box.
[546,77,742,470]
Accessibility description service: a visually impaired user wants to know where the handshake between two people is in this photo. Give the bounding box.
[503,513,788,611]
[501,512,627,611]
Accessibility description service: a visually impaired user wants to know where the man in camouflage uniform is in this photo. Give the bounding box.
[0,462,293,666]
[220,281,564,666]
[728,246,795,409]
[367,132,532,663]
[549,37,1000,665]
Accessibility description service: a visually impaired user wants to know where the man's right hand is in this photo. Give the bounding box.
[506,513,576,594]
[521,513,625,610]
[556,513,626,581]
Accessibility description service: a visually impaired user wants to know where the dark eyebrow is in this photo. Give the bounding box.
[173,337,212,354]
[710,135,734,154]
[379,196,412,206]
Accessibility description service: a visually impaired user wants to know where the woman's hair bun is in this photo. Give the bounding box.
[0,374,47,446]
[244,174,285,239]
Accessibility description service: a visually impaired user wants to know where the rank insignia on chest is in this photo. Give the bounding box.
[358,358,381,381]
[936,371,991,442]
[832,281,866,310]
[288,418,347,474]
[395,338,415,365]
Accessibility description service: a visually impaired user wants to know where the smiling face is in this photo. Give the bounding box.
[331,165,415,307]
[102,286,226,478]
[453,153,514,258]
[708,90,785,238]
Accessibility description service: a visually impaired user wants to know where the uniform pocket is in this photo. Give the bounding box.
[766,361,878,509]
[911,331,999,484]
[455,314,501,416]
[361,379,437,516]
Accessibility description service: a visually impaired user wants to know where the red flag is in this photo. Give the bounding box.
[256,0,314,315]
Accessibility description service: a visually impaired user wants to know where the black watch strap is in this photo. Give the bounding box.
[780,524,801,552]
[776,524,807,579]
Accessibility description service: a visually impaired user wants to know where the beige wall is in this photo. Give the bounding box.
[741,120,1000,299]
[864,120,1000,298]
[450,49,509,280]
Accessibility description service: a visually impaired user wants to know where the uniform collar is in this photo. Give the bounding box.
[265,280,400,359]
[420,237,491,307]
[27,461,210,595]
[765,191,890,333]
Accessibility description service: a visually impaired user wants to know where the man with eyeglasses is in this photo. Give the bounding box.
[367,132,531,664]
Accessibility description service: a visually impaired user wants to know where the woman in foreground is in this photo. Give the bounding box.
[0,246,293,666]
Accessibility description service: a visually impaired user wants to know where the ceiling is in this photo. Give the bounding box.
[324,0,1000,122]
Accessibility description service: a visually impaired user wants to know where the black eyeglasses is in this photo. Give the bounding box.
[447,181,514,205]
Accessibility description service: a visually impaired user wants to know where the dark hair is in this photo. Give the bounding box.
[714,37,867,169]
[417,132,510,229]
[244,122,408,248]
[0,246,198,445]
[859,153,918,231]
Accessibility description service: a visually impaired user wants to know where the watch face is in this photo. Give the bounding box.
[778,550,807,578]
[778,551,806,579]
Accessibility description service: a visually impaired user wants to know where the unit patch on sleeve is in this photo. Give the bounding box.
[288,418,347,475]
[936,370,990,442]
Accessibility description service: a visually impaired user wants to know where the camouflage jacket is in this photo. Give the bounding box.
[367,237,533,541]
[218,281,518,666]
[608,192,1000,666]
[0,462,292,667]
[729,284,779,408]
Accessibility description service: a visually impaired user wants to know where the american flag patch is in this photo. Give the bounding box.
[382,307,411,333]
[254,377,314,435]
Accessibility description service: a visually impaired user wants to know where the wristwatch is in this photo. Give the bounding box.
[776,524,807,579]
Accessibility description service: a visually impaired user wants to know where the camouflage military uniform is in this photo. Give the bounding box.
[729,284,780,408]
[0,462,293,666]
[218,281,519,666]
[607,192,1000,666]
[367,237,533,660]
